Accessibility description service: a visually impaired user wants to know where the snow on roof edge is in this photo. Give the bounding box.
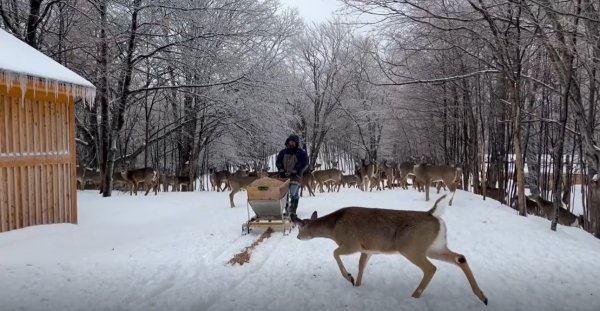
[0,28,95,92]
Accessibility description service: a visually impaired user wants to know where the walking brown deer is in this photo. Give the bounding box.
[290,195,488,304]
[413,161,461,205]
[120,167,159,196]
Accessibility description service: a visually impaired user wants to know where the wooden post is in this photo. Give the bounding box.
[68,96,78,224]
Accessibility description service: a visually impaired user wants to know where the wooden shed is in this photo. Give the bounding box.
[0,29,95,233]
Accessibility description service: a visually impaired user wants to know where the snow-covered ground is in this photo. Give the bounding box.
[0,188,599,311]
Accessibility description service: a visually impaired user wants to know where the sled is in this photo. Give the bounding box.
[242,177,292,235]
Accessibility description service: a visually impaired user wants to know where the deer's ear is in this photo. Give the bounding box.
[311,211,318,220]
[291,214,305,226]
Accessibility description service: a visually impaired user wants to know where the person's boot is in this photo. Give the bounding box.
[289,198,299,216]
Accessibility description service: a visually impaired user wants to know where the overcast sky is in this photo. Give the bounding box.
[280,0,343,24]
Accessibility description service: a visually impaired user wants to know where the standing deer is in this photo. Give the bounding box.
[398,161,416,190]
[380,160,395,189]
[228,170,267,208]
[175,175,193,191]
[76,167,102,190]
[300,171,316,197]
[290,195,488,304]
[120,167,159,196]
[209,169,231,192]
[160,175,177,192]
[341,174,361,188]
[357,159,379,191]
[312,168,343,193]
[413,160,461,205]
[533,196,581,227]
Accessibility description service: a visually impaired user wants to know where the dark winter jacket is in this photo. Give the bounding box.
[276,135,309,184]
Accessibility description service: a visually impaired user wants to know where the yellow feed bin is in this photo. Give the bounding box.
[242,177,292,235]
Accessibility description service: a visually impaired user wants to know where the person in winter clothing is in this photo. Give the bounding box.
[275,134,309,216]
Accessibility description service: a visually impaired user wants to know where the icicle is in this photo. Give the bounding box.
[54,80,59,100]
[45,77,49,96]
[19,74,27,108]
[66,83,72,100]
[32,77,36,99]
[4,71,14,90]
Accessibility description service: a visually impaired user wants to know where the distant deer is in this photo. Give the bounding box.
[413,158,461,205]
[120,167,159,196]
[483,185,505,204]
[357,159,379,191]
[160,175,177,192]
[397,161,415,189]
[291,195,488,305]
[112,172,129,192]
[380,160,395,189]
[228,170,267,208]
[341,174,361,188]
[209,168,231,192]
[300,171,317,197]
[533,196,581,227]
[175,175,193,191]
[509,195,540,216]
[313,168,343,193]
[76,167,102,190]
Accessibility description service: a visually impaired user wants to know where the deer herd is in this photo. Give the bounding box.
[77,155,583,229]
[76,166,189,195]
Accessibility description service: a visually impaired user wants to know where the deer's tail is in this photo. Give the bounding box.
[429,194,449,217]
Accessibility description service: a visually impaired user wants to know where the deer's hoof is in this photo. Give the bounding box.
[411,289,423,298]
[347,273,355,286]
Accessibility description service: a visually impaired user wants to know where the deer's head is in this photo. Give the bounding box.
[291,211,318,240]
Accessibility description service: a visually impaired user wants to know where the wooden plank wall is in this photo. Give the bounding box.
[0,78,77,233]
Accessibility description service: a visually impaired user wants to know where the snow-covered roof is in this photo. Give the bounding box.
[0,28,95,90]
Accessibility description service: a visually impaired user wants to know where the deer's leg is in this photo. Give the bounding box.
[355,253,371,286]
[427,250,488,305]
[446,181,457,206]
[425,179,430,201]
[333,245,359,286]
[144,180,152,196]
[309,183,315,196]
[405,254,437,298]
[229,188,238,208]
